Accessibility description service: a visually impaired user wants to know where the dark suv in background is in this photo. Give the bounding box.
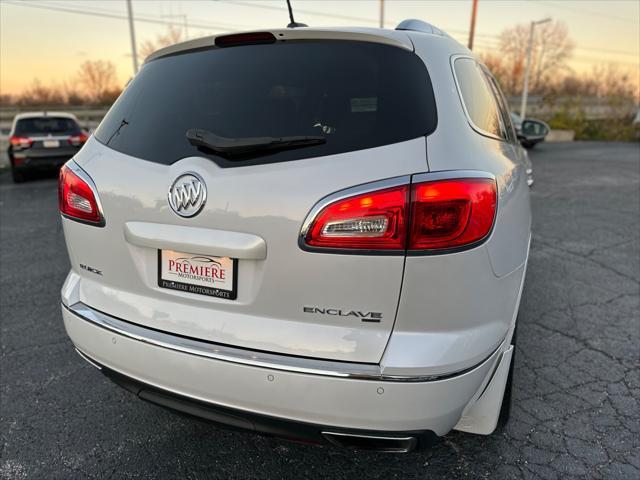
[8,112,88,183]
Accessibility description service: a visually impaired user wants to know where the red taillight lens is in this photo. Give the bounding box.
[68,132,89,146]
[409,178,496,250]
[305,185,409,250]
[58,164,103,225]
[302,177,496,252]
[9,136,33,149]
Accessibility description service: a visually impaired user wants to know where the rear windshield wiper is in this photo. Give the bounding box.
[186,129,326,158]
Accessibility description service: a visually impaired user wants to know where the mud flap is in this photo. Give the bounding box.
[453,345,513,435]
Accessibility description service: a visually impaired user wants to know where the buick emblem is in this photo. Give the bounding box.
[168,172,207,218]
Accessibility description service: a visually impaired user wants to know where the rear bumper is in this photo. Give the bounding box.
[12,153,73,169]
[11,146,79,168]
[62,302,503,440]
[87,356,436,452]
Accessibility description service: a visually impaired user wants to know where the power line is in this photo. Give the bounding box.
[43,0,640,58]
[3,0,257,32]
[473,43,639,67]
[453,30,637,57]
[220,0,639,58]
[214,0,381,25]
[8,0,639,63]
[527,0,637,24]
[457,32,636,58]
[469,35,639,60]
[573,46,639,58]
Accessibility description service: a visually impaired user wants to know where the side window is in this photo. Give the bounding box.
[483,70,518,144]
[453,57,505,140]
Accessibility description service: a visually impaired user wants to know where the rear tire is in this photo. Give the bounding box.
[496,325,517,430]
[11,166,26,183]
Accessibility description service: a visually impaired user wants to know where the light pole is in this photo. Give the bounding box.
[126,0,139,74]
[379,0,384,28]
[520,17,551,119]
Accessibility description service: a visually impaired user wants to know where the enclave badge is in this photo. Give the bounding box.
[168,172,207,218]
[303,306,383,323]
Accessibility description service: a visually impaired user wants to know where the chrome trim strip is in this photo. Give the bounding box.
[64,301,498,382]
[64,160,106,227]
[25,135,77,141]
[411,169,496,184]
[299,175,411,242]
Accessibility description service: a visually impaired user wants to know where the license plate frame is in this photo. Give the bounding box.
[157,250,238,300]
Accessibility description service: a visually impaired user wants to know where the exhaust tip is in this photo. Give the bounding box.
[322,431,417,453]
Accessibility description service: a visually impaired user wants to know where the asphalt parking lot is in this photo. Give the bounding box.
[1,141,638,479]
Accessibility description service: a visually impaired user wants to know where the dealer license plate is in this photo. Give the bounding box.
[158,249,237,300]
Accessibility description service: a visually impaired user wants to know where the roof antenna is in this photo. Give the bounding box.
[286,0,307,28]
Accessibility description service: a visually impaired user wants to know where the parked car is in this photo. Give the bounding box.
[8,112,88,183]
[59,20,532,452]
[510,112,550,149]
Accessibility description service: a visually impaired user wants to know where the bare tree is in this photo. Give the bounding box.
[16,80,65,106]
[139,26,184,60]
[541,64,638,100]
[481,21,574,96]
[0,93,14,106]
[76,60,117,103]
[479,52,509,89]
[592,64,638,99]
[61,80,86,105]
[530,22,574,92]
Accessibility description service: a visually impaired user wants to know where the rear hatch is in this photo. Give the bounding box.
[65,33,437,363]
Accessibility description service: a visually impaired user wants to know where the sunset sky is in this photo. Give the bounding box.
[1,0,638,95]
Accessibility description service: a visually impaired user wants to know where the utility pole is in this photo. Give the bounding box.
[467,0,478,50]
[520,17,551,119]
[126,0,139,74]
[379,0,384,29]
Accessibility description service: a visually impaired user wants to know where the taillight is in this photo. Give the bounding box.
[9,136,33,149]
[301,175,496,253]
[409,178,496,250]
[58,164,104,226]
[304,185,409,250]
[68,132,89,146]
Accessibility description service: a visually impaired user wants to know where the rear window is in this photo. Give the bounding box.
[15,117,80,136]
[94,40,437,167]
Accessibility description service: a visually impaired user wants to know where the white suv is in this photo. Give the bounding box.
[59,20,531,452]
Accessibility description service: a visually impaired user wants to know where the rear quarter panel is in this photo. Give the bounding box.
[381,34,531,375]
[411,35,531,276]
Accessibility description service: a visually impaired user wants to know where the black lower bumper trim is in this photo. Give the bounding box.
[95,361,438,452]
